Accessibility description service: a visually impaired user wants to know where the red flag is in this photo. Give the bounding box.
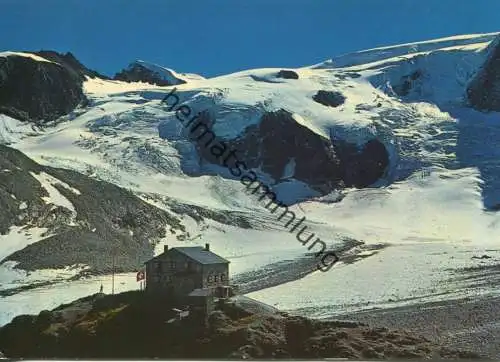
[136,270,145,282]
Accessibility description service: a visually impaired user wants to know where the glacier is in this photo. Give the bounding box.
[1,32,500,326]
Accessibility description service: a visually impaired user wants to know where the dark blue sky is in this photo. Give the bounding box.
[2,0,499,77]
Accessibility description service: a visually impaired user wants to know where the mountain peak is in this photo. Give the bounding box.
[113,60,204,86]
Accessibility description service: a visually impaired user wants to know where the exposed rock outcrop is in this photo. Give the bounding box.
[313,90,346,107]
[467,36,500,111]
[392,70,423,97]
[0,51,92,123]
[335,138,389,188]
[114,61,188,86]
[188,109,388,196]
[276,70,299,79]
[190,109,342,194]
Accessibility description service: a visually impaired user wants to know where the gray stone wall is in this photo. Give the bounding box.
[145,249,205,297]
[201,263,229,289]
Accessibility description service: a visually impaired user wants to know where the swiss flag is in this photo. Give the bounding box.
[136,270,145,282]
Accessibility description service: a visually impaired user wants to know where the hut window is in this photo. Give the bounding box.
[221,274,225,282]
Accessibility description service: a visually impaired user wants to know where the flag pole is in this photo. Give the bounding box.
[112,252,115,295]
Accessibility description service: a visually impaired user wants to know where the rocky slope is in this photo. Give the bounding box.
[0,144,184,275]
[0,291,481,359]
[191,109,389,195]
[467,36,500,111]
[0,51,101,124]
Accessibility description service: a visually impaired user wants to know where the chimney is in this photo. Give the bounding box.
[164,245,169,253]
[205,243,210,251]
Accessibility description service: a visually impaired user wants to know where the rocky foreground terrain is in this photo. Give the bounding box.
[0,291,482,359]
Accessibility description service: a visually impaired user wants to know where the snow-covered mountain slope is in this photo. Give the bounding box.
[12,32,500,205]
[2,32,500,325]
[0,51,55,63]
